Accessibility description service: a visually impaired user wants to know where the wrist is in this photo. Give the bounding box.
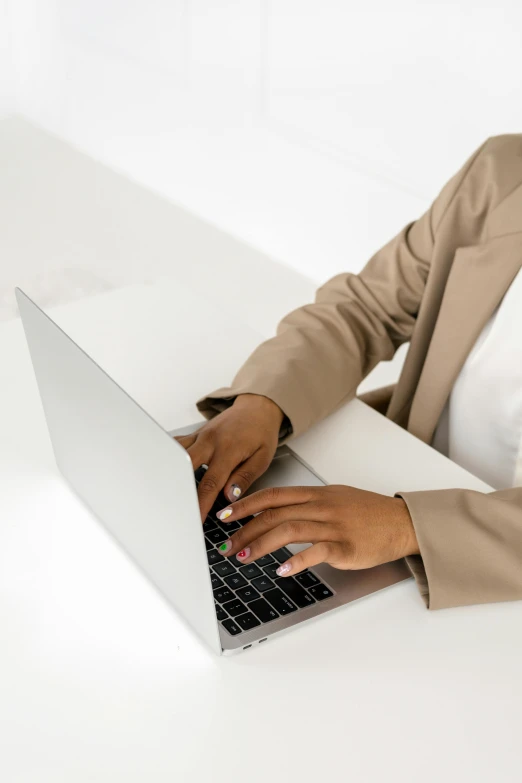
[392,497,420,557]
[234,393,285,428]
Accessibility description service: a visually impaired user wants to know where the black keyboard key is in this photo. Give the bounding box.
[235,612,261,632]
[194,465,207,483]
[215,604,227,621]
[239,563,263,579]
[207,549,224,566]
[210,574,224,589]
[205,537,214,551]
[251,575,275,593]
[206,528,228,545]
[218,489,231,506]
[275,576,315,608]
[262,563,281,580]
[213,561,236,578]
[249,598,279,623]
[236,586,260,603]
[228,554,242,568]
[224,573,248,590]
[213,586,235,604]
[222,599,248,618]
[203,519,218,533]
[222,618,241,636]
[295,571,320,588]
[264,588,298,615]
[308,584,334,601]
[272,547,293,564]
[255,554,275,566]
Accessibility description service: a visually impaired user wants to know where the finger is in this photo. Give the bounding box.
[185,436,214,473]
[274,541,345,578]
[223,448,272,504]
[173,434,198,450]
[221,502,327,551]
[215,485,316,521]
[226,520,336,566]
[197,453,239,522]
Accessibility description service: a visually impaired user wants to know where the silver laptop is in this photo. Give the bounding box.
[16,287,410,656]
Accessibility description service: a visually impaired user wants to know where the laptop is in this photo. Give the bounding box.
[16,287,410,656]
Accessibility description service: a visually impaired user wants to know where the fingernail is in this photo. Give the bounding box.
[217,508,232,520]
[218,539,232,554]
[237,548,251,561]
[230,484,242,500]
[276,562,292,576]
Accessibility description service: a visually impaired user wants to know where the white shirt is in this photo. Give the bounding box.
[431,265,522,490]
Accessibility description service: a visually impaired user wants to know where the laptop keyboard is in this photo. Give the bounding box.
[195,471,334,637]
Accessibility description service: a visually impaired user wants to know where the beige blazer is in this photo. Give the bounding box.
[197,134,522,611]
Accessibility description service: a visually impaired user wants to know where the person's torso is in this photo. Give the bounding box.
[431,265,522,489]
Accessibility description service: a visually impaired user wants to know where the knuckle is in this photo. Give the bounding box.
[234,468,255,485]
[261,507,276,526]
[196,425,213,441]
[310,486,325,498]
[266,486,281,503]
[256,448,274,470]
[199,474,219,494]
[282,520,301,540]
[317,541,333,561]
[311,500,329,517]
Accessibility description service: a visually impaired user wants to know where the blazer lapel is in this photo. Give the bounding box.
[408,231,522,444]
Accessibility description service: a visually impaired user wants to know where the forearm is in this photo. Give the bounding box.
[197,139,491,440]
[196,221,427,440]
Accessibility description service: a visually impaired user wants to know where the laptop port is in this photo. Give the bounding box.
[243,644,252,650]
[258,638,267,643]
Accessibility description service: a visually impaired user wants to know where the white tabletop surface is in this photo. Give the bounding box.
[2,280,522,783]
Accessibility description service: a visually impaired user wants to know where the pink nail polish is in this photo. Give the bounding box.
[276,562,292,576]
[237,547,251,561]
[218,539,232,554]
[217,508,232,521]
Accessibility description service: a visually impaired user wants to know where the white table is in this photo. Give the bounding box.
[1,280,521,783]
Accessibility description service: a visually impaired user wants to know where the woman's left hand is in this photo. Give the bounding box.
[216,485,419,575]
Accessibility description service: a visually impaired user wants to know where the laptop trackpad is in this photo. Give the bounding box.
[247,448,325,493]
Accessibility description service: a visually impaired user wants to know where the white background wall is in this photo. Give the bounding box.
[0,0,14,115]
[4,0,522,282]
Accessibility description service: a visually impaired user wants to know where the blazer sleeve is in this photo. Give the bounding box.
[396,486,522,609]
[196,137,491,441]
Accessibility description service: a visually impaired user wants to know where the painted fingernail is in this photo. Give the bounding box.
[237,548,251,561]
[218,539,233,554]
[230,484,242,499]
[276,562,292,576]
[217,508,232,520]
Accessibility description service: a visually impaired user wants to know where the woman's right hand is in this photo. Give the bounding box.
[174,393,285,522]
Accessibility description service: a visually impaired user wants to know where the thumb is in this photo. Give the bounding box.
[223,449,272,504]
